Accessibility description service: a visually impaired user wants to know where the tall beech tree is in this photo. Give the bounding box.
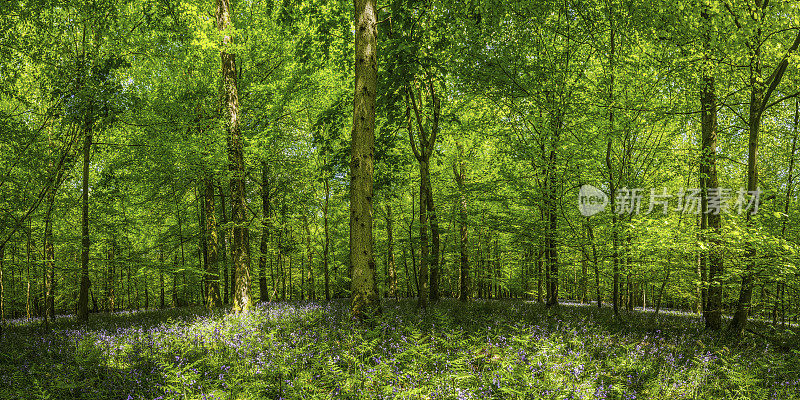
[350,0,380,318]
[729,0,800,334]
[216,0,251,314]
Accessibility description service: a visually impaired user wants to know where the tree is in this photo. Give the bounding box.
[216,0,252,314]
[729,0,800,334]
[698,0,723,330]
[454,141,469,301]
[203,176,222,308]
[350,0,380,318]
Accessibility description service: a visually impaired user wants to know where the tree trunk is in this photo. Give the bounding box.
[175,193,186,306]
[198,186,207,307]
[172,254,178,307]
[417,171,429,308]
[304,215,315,300]
[699,3,723,330]
[323,178,331,301]
[349,0,380,317]
[0,245,4,321]
[44,197,55,324]
[77,127,92,322]
[220,185,229,304]
[427,180,440,302]
[607,27,619,315]
[385,204,397,299]
[204,177,222,308]
[730,1,800,334]
[545,145,559,306]
[107,243,116,311]
[454,144,469,302]
[406,80,441,307]
[259,162,270,302]
[779,99,798,328]
[402,245,411,297]
[159,248,165,308]
[731,26,764,334]
[408,189,419,298]
[585,218,601,308]
[217,0,251,314]
[26,223,31,318]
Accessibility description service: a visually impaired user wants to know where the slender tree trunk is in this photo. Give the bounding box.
[699,3,723,330]
[402,245,411,297]
[417,172,429,308]
[408,189,419,297]
[779,100,798,328]
[220,186,229,304]
[77,127,92,322]
[43,128,57,327]
[385,205,397,299]
[427,181,440,302]
[545,146,558,306]
[204,177,222,308]
[304,215,315,300]
[323,178,331,301]
[607,27,619,316]
[159,247,165,309]
[729,1,800,333]
[172,254,178,307]
[175,193,186,306]
[26,224,31,318]
[108,243,116,311]
[126,261,131,309]
[536,249,542,303]
[259,162,270,302]
[580,253,587,304]
[731,29,764,334]
[0,245,4,321]
[586,219,601,308]
[454,144,469,302]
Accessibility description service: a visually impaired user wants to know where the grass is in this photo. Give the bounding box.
[1,299,798,399]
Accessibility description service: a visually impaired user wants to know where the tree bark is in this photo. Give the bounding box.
[349,0,380,318]
[0,245,4,321]
[454,144,469,302]
[406,81,441,306]
[77,126,92,322]
[730,0,800,335]
[204,177,222,308]
[779,99,798,328]
[216,0,251,314]
[427,181,440,302]
[385,204,397,299]
[417,170,429,308]
[607,27,619,315]
[259,162,270,302]
[107,243,116,311]
[26,223,31,318]
[159,247,165,308]
[699,2,723,330]
[304,215,315,300]
[220,185,229,304]
[323,178,331,300]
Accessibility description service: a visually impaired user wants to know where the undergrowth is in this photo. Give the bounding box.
[1,300,798,399]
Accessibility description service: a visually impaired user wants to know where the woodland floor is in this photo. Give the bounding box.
[1,299,799,400]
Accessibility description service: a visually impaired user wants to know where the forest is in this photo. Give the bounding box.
[1,0,800,398]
